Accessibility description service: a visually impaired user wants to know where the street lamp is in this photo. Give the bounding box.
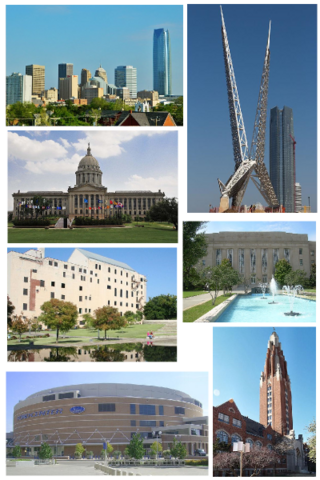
[233,441,251,477]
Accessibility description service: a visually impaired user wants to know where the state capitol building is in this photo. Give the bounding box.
[12,144,165,219]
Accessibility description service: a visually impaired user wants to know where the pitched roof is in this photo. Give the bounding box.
[243,416,265,438]
[74,248,136,272]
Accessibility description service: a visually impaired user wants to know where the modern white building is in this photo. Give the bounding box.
[115,66,137,98]
[7,248,147,324]
[6,73,32,105]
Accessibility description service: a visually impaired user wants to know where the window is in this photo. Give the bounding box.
[81,276,86,281]
[114,288,117,296]
[108,267,111,273]
[58,392,74,399]
[71,266,75,271]
[51,281,55,287]
[267,444,272,451]
[79,296,82,301]
[54,262,58,267]
[99,265,101,271]
[114,301,117,306]
[160,421,164,427]
[233,418,242,428]
[218,413,229,424]
[114,269,117,274]
[98,403,116,412]
[61,295,65,300]
[131,420,136,426]
[79,268,82,273]
[159,406,164,416]
[95,264,98,270]
[24,277,28,283]
[130,404,136,414]
[90,278,92,282]
[140,420,156,426]
[120,289,123,298]
[217,431,229,443]
[23,303,27,310]
[267,434,272,440]
[49,261,53,266]
[43,394,55,402]
[79,286,83,291]
[175,407,185,415]
[139,405,156,415]
[97,279,99,284]
[126,273,128,277]
[23,288,28,295]
[251,276,256,284]
[72,274,75,279]
[64,265,68,270]
[79,308,82,314]
[300,259,303,266]
[40,280,45,287]
[262,275,267,283]
[231,434,241,445]
[63,272,66,278]
[299,248,303,255]
[50,292,55,299]
[107,286,111,290]
[311,250,315,256]
[246,439,254,447]
[61,283,65,288]
[83,269,87,274]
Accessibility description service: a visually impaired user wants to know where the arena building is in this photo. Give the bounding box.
[10,383,208,457]
[202,232,316,284]
[7,248,147,322]
[12,143,165,220]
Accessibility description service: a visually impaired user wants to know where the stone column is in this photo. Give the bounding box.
[244,248,251,279]
[256,248,262,280]
[268,249,274,277]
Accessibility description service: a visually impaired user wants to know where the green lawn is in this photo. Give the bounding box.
[304,289,316,293]
[8,223,177,243]
[8,324,169,346]
[183,294,232,323]
[183,291,208,298]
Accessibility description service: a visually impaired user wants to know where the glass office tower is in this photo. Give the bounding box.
[153,28,172,96]
[114,66,137,98]
[269,106,295,213]
[58,63,73,97]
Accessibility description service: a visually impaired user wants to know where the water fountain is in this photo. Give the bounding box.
[282,285,304,316]
[258,283,268,299]
[268,276,279,304]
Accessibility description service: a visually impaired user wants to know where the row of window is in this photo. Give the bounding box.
[217,431,273,445]
[218,413,242,428]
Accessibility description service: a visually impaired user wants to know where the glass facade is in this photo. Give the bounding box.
[269,106,295,212]
[153,28,172,95]
[114,66,137,98]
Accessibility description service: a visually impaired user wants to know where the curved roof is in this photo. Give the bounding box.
[14,383,203,411]
[78,143,100,168]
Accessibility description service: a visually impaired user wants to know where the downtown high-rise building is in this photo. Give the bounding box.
[80,69,92,87]
[6,73,32,105]
[260,330,293,436]
[95,65,107,83]
[25,64,45,96]
[153,28,172,96]
[58,63,73,98]
[295,182,302,213]
[59,75,78,100]
[269,106,295,213]
[114,66,137,98]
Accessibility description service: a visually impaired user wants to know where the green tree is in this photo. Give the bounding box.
[143,294,177,320]
[127,433,145,459]
[212,438,230,453]
[201,263,241,305]
[284,269,308,288]
[90,306,127,339]
[6,102,37,126]
[7,296,15,329]
[12,445,21,458]
[306,420,316,463]
[153,97,183,126]
[11,314,29,341]
[107,442,114,458]
[274,259,292,286]
[150,441,163,457]
[183,222,207,290]
[309,263,316,288]
[169,437,187,459]
[38,299,78,343]
[38,442,53,459]
[75,443,85,458]
[149,197,178,230]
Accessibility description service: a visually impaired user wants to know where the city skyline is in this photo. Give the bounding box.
[188,4,317,212]
[212,327,316,442]
[8,131,178,209]
[6,5,183,94]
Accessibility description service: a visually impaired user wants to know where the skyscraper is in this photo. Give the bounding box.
[59,75,78,100]
[153,28,172,96]
[25,65,45,96]
[81,69,92,87]
[269,106,295,212]
[58,63,73,98]
[95,65,107,83]
[260,330,293,436]
[114,66,137,98]
[6,73,32,105]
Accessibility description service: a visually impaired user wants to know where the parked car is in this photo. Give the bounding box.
[194,448,206,456]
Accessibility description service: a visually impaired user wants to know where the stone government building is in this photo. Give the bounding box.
[12,144,165,219]
[202,232,316,284]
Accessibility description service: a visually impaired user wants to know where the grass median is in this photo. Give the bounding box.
[183,294,232,323]
[183,291,208,298]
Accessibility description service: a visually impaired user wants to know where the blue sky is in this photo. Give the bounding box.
[204,221,316,241]
[6,5,183,94]
[7,248,177,299]
[212,327,316,438]
[7,130,177,209]
[6,372,208,431]
[188,4,317,212]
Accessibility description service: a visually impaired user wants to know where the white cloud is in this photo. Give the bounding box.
[123,174,177,197]
[59,137,71,148]
[8,132,67,163]
[72,131,171,159]
[24,154,81,175]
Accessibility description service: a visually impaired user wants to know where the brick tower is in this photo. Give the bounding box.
[259,330,293,435]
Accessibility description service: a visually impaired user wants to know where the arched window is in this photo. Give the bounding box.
[217,431,229,444]
[246,439,254,447]
[267,444,272,451]
[256,441,262,449]
[231,434,241,445]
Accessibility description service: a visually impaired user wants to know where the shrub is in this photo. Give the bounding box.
[186,459,208,466]
[13,218,51,227]
[74,217,123,226]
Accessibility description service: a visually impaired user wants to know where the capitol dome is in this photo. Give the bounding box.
[78,144,100,169]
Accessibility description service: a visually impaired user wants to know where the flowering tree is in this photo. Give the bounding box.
[212,447,279,477]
